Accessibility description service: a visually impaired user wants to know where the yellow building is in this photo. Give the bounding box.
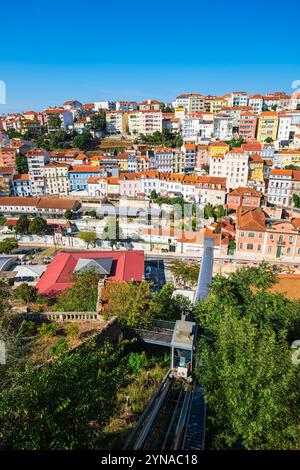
[275,150,300,167]
[209,141,230,156]
[249,154,264,182]
[210,97,227,113]
[117,154,129,171]
[257,111,279,142]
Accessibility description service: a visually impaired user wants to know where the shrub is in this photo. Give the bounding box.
[39,322,58,337]
[49,338,69,357]
[65,323,79,339]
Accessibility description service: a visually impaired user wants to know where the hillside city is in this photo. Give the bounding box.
[0,89,300,452]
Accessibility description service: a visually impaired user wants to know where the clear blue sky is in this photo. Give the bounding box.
[1,0,300,113]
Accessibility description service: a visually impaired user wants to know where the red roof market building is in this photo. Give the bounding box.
[36,250,145,297]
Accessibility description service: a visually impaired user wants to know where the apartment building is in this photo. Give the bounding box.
[128,110,163,135]
[94,101,116,111]
[181,144,197,173]
[68,166,103,192]
[273,150,300,168]
[236,207,300,260]
[12,173,32,197]
[115,101,137,111]
[148,148,175,172]
[44,163,69,195]
[0,147,17,166]
[138,100,162,111]
[27,149,50,196]
[172,94,205,113]
[213,115,234,141]
[209,149,249,190]
[248,154,264,182]
[43,108,74,131]
[267,169,299,206]
[239,112,257,141]
[248,95,264,114]
[228,91,249,108]
[106,111,128,134]
[227,187,263,210]
[195,176,227,205]
[277,114,292,146]
[181,115,213,142]
[257,111,279,142]
[0,167,14,196]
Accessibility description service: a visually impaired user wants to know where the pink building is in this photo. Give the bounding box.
[196,145,210,170]
[0,147,17,166]
[239,112,258,141]
[227,187,263,211]
[236,207,300,260]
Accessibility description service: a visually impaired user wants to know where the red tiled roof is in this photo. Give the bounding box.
[36,250,145,297]
[237,207,266,231]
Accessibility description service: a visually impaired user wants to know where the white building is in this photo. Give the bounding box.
[277,114,292,146]
[209,149,249,190]
[27,149,50,196]
[44,163,69,195]
[181,115,213,143]
[106,111,128,134]
[128,110,162,135]
[44,109,74,131]
[172,94,205,113]
[249,95,264,114]
[267,169,294,206]
[228,91,249,108]
[213,115,234,141]
[115,101,137,111]
[94,101,116,111]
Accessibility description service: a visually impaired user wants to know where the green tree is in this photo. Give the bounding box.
[54,268,100,312]
[79,231,98,247]
[64,209,73,220]
[13,283,37,303]
[292,193,300,208]
[103,280,152,328]
[149,284,194,321]
[15,154,28,174]
[204,203,215,219]
[28,217,48,235]
[0,340,132,449]
[88,113,106,132]
[150,189,158,200]
[0,279,10,314]
[0,238,18,254]
[285,165,300,170]
[194,263,300,449]
[265,136,273,143]
[195,314,300,450]
[103,216,123,248]
[73,132,92,150]
[47,114,62,130]
[168,260,199,287]
[16,215,30,235]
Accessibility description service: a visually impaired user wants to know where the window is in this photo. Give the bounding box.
[247,243,253,250]
[287,248,291,254]
[248,232,255,238]
[240,232,244,237]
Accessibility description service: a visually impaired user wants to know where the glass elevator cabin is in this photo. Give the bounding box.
[171,319,197,379]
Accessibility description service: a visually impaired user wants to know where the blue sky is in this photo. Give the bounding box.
[1,0,299,113]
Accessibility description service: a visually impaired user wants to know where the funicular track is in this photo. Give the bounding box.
[124,237,214,450]
[124,371,204,450]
